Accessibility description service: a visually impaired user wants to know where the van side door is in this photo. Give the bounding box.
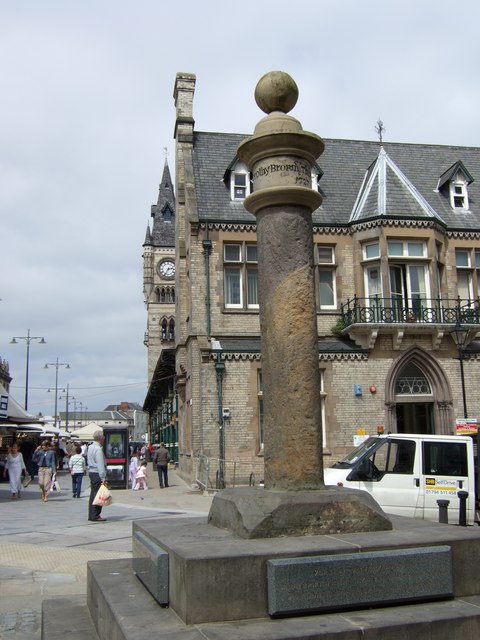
[420,440,471,523]
[348,438,420,517]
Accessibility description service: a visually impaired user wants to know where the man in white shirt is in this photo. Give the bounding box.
[87,430,107,522]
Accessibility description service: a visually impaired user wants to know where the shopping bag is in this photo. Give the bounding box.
[93,483,113,507]
[22,473,32,488]
[49,474,61,493]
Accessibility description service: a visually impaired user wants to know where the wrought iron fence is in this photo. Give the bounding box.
[195,454,264,491]
[341,297,480,327]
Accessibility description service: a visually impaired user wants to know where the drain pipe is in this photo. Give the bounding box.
[202,221,212,339]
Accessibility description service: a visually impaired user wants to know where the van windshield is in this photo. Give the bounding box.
[331,437,382,468]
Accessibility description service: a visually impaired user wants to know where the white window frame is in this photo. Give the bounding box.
[230,161,251,201]
[317,245,337,310]
[387,240,426,258]
[456,249,474,303]
[224,243,259,310]
[364,264,382,302]
[450,178,469,210]
[363,242,380,260]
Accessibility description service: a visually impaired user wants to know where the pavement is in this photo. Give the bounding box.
[0,467,213,639]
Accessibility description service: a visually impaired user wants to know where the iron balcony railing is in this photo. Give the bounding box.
[341,297,480,327]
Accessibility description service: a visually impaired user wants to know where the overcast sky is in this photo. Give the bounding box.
[1,0,480,417]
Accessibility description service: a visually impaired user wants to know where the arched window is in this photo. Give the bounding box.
[395,363,431,395]
[168,319,175,341]
[161,319,168,340]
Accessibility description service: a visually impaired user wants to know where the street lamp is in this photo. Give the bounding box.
[44,358,70,428]
[59,384,71,432]
[214,358,226,489]
[450,322,469,419]
[10,329,46,410]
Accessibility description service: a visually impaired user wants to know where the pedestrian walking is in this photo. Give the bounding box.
[87,430,107,522]
[69,445,86,497]
[134,461,149,490]
[153,442,170,488]
[32,441,56,502]
[3,442,26,499]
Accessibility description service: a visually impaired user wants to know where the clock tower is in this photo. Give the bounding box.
[143,159,176,383]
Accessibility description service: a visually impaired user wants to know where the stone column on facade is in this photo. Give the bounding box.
[208,71,392,538]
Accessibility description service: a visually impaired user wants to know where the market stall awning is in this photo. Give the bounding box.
[0,383,42,424]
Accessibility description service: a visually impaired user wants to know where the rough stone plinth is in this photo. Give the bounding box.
[208,486,392,539]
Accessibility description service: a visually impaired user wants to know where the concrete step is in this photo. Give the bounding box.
[83,558,480,640]
[42,597,99,640]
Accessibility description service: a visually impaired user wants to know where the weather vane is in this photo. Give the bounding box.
[375,119,386,144]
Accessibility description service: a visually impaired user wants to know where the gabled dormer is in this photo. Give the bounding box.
[224,158,252,201]
[350,146,441,223]
[437,161,474,211]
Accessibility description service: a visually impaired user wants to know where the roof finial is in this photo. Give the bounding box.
[163,146,168,161]
[375,118,386,144]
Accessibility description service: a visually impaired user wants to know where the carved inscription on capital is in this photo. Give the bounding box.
[252,156,311,191]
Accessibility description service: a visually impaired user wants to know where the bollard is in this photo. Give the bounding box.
[457,490,469,527]
[437,499,450,524]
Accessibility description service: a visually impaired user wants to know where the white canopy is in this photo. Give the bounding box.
[69,422,103,441]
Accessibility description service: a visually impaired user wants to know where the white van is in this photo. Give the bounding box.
[324,433,478,526]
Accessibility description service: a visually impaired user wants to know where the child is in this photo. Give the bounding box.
[134,461,148,490]
[129,452,139,490]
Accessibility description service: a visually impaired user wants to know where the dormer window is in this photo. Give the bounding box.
[451,180,469,210]
[227,160,251,201]
[233,173,247,199]
[437,161,473,211]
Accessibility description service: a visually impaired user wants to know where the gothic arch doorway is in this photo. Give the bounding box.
[385,346,453,435]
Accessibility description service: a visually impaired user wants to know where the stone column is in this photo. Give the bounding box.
[208,72,392,538]
[238,72,325,491]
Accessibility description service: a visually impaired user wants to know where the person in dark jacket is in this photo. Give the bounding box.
[153,443,170,488]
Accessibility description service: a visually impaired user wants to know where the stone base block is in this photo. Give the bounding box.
[131,514,480,625]
[207,486,392,538]
[267,545,453,616]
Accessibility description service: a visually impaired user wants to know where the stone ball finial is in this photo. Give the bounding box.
[254,71,299,115]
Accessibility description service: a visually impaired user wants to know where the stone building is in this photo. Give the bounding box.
[146,72,480,483]
[142,160,178,458]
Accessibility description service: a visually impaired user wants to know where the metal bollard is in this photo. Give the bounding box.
[457,491,469,527]
[437,499,450,524]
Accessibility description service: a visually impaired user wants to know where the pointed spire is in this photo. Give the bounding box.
[157,156,175,210]
[143,222,152,246]
[150,158,175,247]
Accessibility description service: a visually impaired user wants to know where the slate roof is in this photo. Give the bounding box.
[213,336,367,355]
[192,131,480,231]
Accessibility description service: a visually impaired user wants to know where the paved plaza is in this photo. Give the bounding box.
[0,468,213,638]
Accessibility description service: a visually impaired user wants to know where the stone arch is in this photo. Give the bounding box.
[385,345,453,434]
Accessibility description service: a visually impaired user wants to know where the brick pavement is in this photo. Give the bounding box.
[0,468,212,638]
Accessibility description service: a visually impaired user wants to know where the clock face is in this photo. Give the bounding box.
[159,260,175,279]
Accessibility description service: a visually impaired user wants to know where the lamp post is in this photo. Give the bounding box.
[214,357,226,489]
[10,329,46,410]
[450,322,469,419]
[45,358,70,429]
[59,385,71,432]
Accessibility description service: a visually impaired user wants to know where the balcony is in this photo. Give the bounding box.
[340,297,480,350]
